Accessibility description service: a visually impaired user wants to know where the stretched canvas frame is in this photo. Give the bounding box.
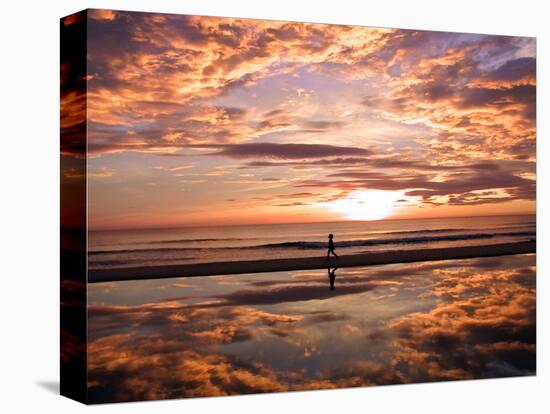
[61,9,536,404]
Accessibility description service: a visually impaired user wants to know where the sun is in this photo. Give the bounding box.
[325,190,406,221]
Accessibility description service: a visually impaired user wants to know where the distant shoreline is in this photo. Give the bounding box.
[88,241,535,283]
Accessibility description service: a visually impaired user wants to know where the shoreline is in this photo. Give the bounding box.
[88,241,535,283]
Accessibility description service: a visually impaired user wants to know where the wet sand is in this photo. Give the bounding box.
[88,241,535,283]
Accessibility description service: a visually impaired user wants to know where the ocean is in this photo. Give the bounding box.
[88,214,535,270]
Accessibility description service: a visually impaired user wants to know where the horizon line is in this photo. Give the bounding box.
[88,211,536,233]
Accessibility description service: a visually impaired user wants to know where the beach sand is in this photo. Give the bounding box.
[88,241,535,283]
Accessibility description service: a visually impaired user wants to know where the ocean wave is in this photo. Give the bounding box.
[256,231,535,250]
[149,237,255,244]
[89,247,198,255]
[377,228,465,235]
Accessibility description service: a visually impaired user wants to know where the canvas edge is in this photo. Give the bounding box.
[60,9,88,405]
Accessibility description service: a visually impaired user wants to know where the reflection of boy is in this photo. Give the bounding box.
[328,267,337,291]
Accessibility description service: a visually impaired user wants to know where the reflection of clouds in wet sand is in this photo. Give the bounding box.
[87,254,535,403]
[388,257,536,381]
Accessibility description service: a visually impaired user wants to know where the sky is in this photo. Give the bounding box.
[69,9,536,230]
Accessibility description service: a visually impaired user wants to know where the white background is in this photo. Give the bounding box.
[0,0,548,412]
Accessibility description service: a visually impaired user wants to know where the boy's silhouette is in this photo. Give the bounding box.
[327,233,338,260]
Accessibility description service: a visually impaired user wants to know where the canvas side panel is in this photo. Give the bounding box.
[60,10,88,404]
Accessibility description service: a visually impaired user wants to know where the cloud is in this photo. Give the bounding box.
[88,9,117,21]
[297,167,534,206]
[385,256,536,382]
[88,341,287,402]
[211,282,376,305]
[213,142,371,159]
[484,57,536,83]
[355,31,536,166]
[84,12,535,173]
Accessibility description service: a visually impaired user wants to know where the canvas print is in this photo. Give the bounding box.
[60,9,536,404]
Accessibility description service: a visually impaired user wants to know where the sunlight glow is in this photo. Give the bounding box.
[325,190,406,221]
